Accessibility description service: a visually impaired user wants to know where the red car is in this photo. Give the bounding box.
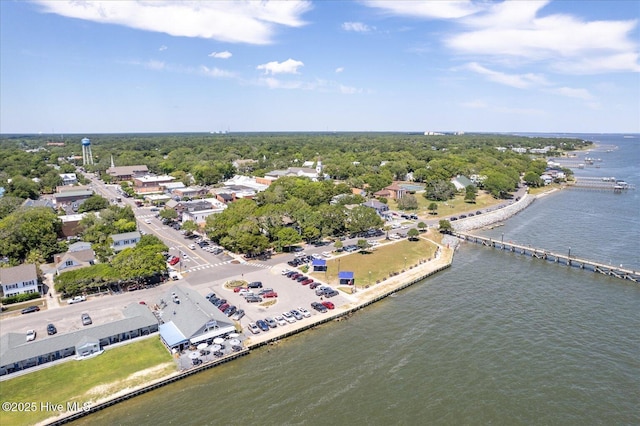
[263,291,278,298]
[234,287,247,293]
[300,279,314,286]
[169,256,180,266]
[321,301,335,309]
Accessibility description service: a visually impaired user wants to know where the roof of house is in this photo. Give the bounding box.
[363,200,388,210]
[312,259,327,267]
[0,264,37,284]
[338,271,354,279]
[105,165,149,177]
[55,249,95,267]
[68,241,92,252]
[110,231,141,242]
[21,198,55,209]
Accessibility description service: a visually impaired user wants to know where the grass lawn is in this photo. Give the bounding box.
[2,337,174,426]
[310,237,438,289]
[386,189,503,219]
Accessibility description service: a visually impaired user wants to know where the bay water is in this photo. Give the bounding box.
[74,134,639,426]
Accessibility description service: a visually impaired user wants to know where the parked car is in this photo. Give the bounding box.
[245,296,263,303]
[265,317,278,328]
[301,279,314,286]
[81,313,92,326]
[247,281,263,288]
[311,302,328,313]
[282,311,296,323]
[258,288,274,295]
[169,256,180,265]
[256,319,269,332]
[324,289,339,298]
[47,323,57,335]
[315,286,328,296]
[218,303,230,312]
[21,306,40,314]
[297,307,312,318]
[322,301,335,309]
[232,309,245,320]
[224,306,236,316]
[248,322,260,334]
[296,275,308,282]
[309,282,320,289]
[275,315,287,326]
[262,291,278,298]
[26,329,36,342]
[67,295,86,304]
[290,309,303,320]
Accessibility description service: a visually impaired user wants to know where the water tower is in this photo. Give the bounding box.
[81,137,93,165]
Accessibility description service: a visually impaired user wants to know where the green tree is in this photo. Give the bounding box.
[159,209,178,221]
[523,171,543,187]
[333,240,343,251]
[407,228,420,241]
[0,207,63,263]
[424,180,456,201]
[397,194,418,210]
[346,205,384,235]
[417,221,427,232]
[78,195,109,212]
[427,202,438,215]
[0,196,23,220]
[6,175,39,199]
[356,239,369,251]
[181,220,198,235]
[464,185,477,203]
[438,219,453,234]
[276,227,302,251]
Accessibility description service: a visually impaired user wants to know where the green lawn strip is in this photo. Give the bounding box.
[2,338,174,426]
[387,190,502,218]
[311,238,438,288]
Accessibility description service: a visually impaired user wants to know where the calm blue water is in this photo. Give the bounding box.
[75,134,640,426]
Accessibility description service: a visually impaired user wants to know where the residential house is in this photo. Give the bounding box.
[21,198,55,210]
[157,286,236,352]
[59,213,90,238]
[362,199,391,219]
[172,186,208,199]
[110,231,141,253]
[59,173,77,185]
[54,249,95,275]
[0,264,39,297]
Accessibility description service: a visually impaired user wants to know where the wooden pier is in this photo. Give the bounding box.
[454,231,639,283]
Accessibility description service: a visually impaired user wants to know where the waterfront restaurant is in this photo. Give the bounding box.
[158,286,236,353]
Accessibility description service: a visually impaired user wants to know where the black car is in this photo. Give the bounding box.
[47,323,57,335]
[245,296,263,303]
[247,281,263,288]
[256,319,269,332]
[311,302,328,313]
[324,289,339,298]
[21,306,40,314]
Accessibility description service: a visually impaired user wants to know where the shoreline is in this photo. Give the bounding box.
[41,190,552,425]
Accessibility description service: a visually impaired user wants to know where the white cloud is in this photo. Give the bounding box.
[461,100,488,109]
[446,1,640,74]
[159,45,167,51]
[209,51,233,59]
[342,22,373,32]
[547,87,594,101]
[464,62,548,89]
[144,60,166,71]
[257,58,304,75]
[33,0,312,45]
[335,67,344,73]
[339,85,360,94]
[260,77,306,90]
[364,0,482,19]
[198,65,234,78]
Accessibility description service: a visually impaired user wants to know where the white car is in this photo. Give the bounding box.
[297,307,312,318]
[282,311,296,323]
[321,251,332,258]
[247,323,260,334]
[274,315,287,326]
[145,219,151,224]
[281,269,291,275]
[26,329,36,342]
[68,295,86,304]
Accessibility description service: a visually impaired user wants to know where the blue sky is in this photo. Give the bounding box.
[1,0,639,134]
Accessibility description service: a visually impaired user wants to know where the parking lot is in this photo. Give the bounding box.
[195,258,354,339]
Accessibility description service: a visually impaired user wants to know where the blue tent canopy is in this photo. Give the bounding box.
[338,271,354,279]
[312,259,326,267]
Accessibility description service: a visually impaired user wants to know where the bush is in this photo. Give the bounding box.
[2,292,41,305]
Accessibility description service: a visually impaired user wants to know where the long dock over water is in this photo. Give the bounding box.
[454,231,639,283]
[571,177,636,191]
